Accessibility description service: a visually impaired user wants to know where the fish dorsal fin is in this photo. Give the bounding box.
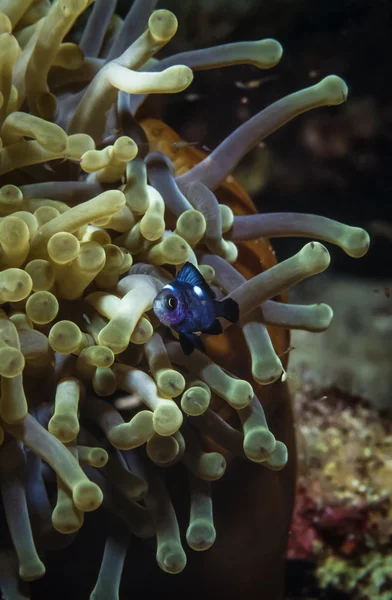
[176,262,215,298]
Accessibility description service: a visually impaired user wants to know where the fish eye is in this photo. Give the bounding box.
[166,295,177,310]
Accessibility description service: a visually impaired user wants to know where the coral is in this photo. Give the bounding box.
[288,378,392,598]
[317,553,392,599]
[0,1,369,598]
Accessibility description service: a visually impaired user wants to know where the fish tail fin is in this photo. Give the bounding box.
[215,298,239,323]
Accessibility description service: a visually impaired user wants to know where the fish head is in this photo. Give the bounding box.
[153,284,187,327]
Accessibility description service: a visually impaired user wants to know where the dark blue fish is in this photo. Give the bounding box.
[153,262,239,355]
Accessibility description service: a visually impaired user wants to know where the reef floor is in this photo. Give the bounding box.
[286,274,392,600]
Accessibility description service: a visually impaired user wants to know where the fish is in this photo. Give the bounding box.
[234,75,279,90]
[171,140,199,149]
[152,262,239,355]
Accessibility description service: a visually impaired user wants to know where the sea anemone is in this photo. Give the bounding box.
[0,1,370,599]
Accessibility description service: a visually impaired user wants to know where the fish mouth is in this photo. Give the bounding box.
[152,297,163,318]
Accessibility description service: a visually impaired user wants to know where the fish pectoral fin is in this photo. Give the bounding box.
[201,319,222,335]
[179,332,204,355]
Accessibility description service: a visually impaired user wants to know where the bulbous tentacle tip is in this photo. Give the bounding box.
[157,543,187,574]
[19,559,46,582]
[317,74,349,105]
[186,520,216,551]
[170,64,194,92]
[265,441,289,471]
[243,428,276,462]
[255,38,284,68]
[299,241,331,273]
[345,227,371,258]
[149,9,178,43]
[313,303,334,330]
[73,480,104,512]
